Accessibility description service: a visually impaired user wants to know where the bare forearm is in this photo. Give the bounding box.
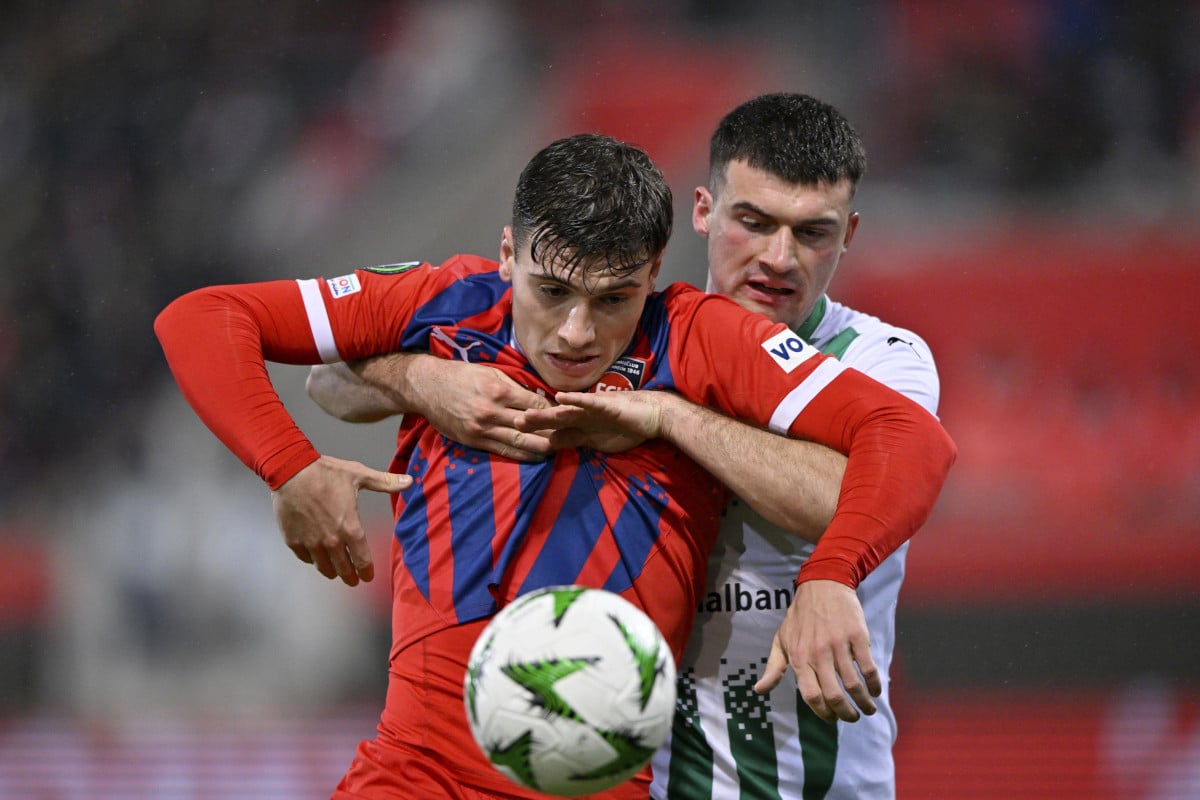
[311,352,557,460]
[658,395,845,542]
[306,354,425,422]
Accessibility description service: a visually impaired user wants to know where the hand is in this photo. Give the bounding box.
[271,455,412,586]
[516,390,669,453]
[394,357,558,461]
[754,579,881,723]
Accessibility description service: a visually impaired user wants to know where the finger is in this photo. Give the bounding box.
[837,647,878,716]
[501,428,554,458]
[552,391,606,409]
[289,544,314,564]
[753,638,789,694]
[490,371,554,410]
[501,387,554,411]
[353,555,375,584]
[308,546,338,580]
[796,665,838,724]
[343,525,374,584]
[517,406,586,431]
[814,659,861,722]
[824,690,861,723]
[326,540,360,587]
[856,646,883,699]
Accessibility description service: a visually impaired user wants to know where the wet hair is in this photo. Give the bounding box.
[512,133,673,282]
[709,93,867,196]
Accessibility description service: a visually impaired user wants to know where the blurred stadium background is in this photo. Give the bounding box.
[1,1,1198,797]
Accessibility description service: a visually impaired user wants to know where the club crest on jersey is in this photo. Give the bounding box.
[593,356,647,392]
[326,274,361,298]
[363,261,422,274]
[761,329,815,373]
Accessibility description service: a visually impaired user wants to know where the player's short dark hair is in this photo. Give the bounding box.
[709,93,867,195]
[512,133,673,281]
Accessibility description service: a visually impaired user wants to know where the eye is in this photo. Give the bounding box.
[795,226,834,243]
[740,216,767,231]
[538,284,568,299]
[600,294,631,307]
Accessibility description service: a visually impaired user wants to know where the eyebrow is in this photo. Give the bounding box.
[731,200,840,228]
[532,269,647,293]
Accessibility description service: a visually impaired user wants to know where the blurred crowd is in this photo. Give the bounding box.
[3,0,1199,507]
[1,0,1198,717]
[3,1,389,505]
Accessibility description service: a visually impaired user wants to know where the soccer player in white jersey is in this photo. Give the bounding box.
[307,94,941,798]
[642,93,940,799]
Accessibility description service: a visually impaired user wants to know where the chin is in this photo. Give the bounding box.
[543,371,596,393]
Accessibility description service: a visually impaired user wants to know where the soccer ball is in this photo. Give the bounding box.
[463,585,676,797]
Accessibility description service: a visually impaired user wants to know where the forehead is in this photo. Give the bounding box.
[718,160,854,219]
[515,248,654,294]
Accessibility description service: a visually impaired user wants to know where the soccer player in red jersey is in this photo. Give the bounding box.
[155,133,954,799]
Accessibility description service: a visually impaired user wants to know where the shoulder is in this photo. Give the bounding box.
[823,297,941,414]
[659,281,759,318]
[822,297,935,364]
[445,254,501,273]
[360,254,499,278]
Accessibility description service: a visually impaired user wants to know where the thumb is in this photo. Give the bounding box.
[358,469,412,494]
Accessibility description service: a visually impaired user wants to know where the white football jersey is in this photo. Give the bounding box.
[651,295,941,799]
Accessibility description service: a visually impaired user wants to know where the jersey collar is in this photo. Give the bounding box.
[793,295,828,343]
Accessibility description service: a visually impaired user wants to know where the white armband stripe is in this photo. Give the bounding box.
[768,358,846,433]
[296,279,341,364]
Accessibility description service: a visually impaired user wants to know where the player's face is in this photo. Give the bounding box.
[499,227,660,392]
[695,159,859,329]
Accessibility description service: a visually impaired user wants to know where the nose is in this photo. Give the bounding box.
[760,229,797,274]
[558,302,595,349]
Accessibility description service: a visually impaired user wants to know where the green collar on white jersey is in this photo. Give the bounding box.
[793,295,828,343]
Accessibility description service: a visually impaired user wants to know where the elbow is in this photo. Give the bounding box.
[154,289,208,358]
[924,416,958,487]
[153,294,186,347]
[305,365,391,423]
[305,366,354,422]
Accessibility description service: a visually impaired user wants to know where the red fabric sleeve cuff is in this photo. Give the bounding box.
[261,444,322,491]
[794,556,860,590]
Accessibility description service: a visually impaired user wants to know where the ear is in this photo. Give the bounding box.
[843,212,861,251]
[692,186,713,238]
[648,253,663,286]
[499,226,515,282]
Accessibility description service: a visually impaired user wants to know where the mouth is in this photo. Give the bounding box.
[746,280,796,298]
[545,352,601,376]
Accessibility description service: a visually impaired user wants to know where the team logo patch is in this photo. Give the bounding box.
[363,261,422,274]
[761,329,815,373]
[326,274,361,298]
[593,355,647,392]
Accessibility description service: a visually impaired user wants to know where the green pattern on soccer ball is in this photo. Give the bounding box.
[465,632,495,724]
[610,613,666,711]
[502,657,598,722]
[549,586,588,626]
[574,728,657,783]
[488,729,540,791]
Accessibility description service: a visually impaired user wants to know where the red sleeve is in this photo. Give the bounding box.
[665,286,957,589]
[154,258,489,490]
[791,368,955,588]
[153,280,323,489]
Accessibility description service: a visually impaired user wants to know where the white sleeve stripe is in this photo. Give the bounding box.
[296,279,341,364]
[768,358,846,433]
